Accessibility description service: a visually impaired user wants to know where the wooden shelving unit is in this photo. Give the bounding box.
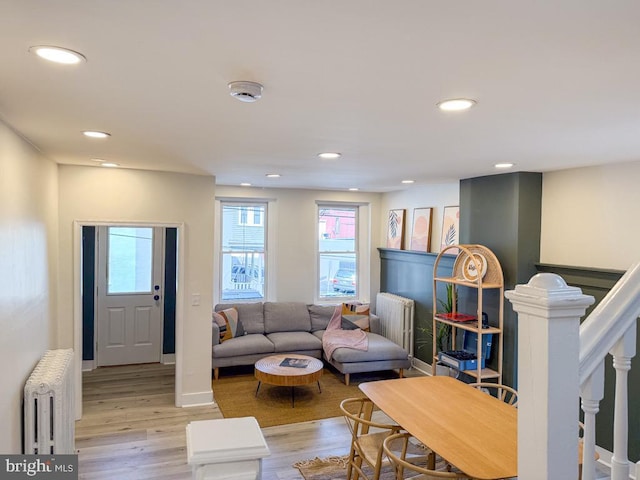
[432,244,504,382]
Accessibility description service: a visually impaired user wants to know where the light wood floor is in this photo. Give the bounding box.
[76,363,353,480]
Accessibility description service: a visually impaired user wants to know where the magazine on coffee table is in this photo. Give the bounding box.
[279,357,310,368]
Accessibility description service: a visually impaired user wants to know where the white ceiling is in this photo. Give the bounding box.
[1,1,639,192]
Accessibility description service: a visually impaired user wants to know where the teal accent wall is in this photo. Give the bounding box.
[459,172,542,388]
[378,248,455,365]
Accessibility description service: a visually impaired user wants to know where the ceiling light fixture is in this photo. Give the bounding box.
[265,173,281,178]
[437,98,477,112]
[318,152,341,160]
[495,163,515,169]
[240,182,252,187]
[228,81,263,103]
[348,188,359,191]
[401,179,415,184]
[83,130,111,138]
[101,162,119,168]
[29,45,86,64]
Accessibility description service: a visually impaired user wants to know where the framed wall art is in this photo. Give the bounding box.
[440,205,459,254]
[409,207,433,252]
[386,209,406,249]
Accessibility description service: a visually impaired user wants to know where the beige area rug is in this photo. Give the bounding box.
[212,366,399,428]
[294,454,453,480]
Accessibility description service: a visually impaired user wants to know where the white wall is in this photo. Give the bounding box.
[214,186,383,304]
[380,183,460,254]
[58,166,215,407]
[541,160,640,271]
[0,120,58,452]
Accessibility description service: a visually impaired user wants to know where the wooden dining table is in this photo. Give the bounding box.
[359,376,517,480]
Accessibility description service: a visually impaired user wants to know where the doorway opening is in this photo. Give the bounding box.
[74,221,184,418]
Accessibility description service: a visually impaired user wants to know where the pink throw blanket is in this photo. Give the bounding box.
[322,306,368,360]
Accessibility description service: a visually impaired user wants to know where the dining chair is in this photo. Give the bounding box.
[340,397,404,480]
[468,382,518,406]
[383,432,471,480]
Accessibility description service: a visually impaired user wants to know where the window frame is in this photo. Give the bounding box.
[316,203,359,302]
[219,201,268,303]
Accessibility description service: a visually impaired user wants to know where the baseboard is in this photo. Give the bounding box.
[180,390,215,408]
[82,360,95,372]
[594,447,638,479]
[161,353,176,365]
[411,358,432,376]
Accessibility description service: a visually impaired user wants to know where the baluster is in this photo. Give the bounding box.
[610,323,637,480]
[580,361,604,480]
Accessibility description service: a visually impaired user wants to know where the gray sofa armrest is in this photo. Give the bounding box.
[369,313,380,334]
[212,322,220,347]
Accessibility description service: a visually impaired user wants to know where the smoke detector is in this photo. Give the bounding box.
[228,81,263,103]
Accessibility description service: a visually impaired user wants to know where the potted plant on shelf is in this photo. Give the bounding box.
[436,284,455,353]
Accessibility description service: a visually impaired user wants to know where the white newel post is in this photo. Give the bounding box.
[505,273,594,480]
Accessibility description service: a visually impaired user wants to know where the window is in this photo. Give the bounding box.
[318,205,358,299]
[107,227,153,294]
[221,202,266,301]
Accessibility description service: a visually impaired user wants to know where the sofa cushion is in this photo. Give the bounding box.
[215,302,264,334]
[330,332,408,363]
[264,302,311,333]
[212,333,274,358]
[266,331,322,353]
[308,304,337,332]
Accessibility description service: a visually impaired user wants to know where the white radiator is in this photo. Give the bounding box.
[375,292,415,358]
[24,348,75,454]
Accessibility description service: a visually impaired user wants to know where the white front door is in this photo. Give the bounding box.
[96,226,164,366]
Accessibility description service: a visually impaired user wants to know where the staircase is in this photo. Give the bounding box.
[506,262,640,480]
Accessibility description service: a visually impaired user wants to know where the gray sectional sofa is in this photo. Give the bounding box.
[212,301,411,385]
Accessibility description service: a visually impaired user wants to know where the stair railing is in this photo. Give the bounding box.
[506,262,640,480]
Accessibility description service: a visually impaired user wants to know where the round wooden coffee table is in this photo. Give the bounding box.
[254,354,323,407]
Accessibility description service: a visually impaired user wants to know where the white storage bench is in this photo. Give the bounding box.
[186,417,270,480]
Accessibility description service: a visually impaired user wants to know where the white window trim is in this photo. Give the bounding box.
[214,197,276,305]
[315,202,369,304]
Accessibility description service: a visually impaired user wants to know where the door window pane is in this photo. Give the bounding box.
[107,227,153,294]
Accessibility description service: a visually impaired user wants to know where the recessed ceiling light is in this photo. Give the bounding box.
[101,162,119,168]
[91,158,105,163]
[265,173,281,178]
[348,188,359,191]
[29,45,86,64]
[318,152,341,160]
[401,180,415,184]
[83,130,111,138]
[240,182,252,187]
[495,163,515,169]
[437,98,477,111]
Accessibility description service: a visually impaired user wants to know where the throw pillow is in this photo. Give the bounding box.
[212,311,228,342]
[218,307,245,342]
[341,303,370,331]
